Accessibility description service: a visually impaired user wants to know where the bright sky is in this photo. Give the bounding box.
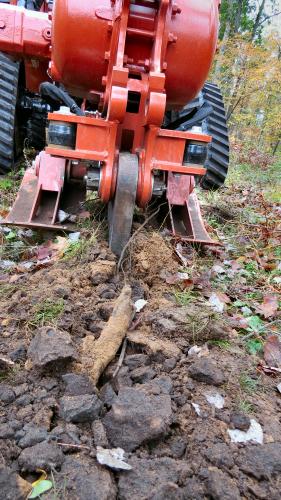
[266,0,281,33]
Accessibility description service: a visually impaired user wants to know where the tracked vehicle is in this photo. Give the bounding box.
[0,0,229,255]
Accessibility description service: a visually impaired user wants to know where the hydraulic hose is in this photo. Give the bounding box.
[39,82,85,116]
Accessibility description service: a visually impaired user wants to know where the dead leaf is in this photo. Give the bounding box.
[208,292,230,313]
[228,314,249,329]
[256,295,278,318]
[36,245,52,261]
[257,362,281,376]
[263,335,281,369]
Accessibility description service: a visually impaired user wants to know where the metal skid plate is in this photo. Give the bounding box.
[167,172,220,245]
[5,152,86,231]
[108,153,138,257]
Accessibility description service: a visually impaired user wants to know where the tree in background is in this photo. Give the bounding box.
[214,0,281,155]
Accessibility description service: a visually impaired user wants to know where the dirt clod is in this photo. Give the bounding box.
[188,358,226,386]
[27,327,77,369]
[127,330,181,359]
[18,441,64,472]
[230,411,251,431]
[206,468,241,500]
[90,259,116,285]
[59,394,103,423]
[61,456,117,500]
[103,386,172,451]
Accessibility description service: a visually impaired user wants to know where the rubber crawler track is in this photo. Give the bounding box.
[201,82,230,190]
[26,111,47,152]
[0,52,19,174]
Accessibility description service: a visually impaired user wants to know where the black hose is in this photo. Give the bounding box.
[39,82,85,116]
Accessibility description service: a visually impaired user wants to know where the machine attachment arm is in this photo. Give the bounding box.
[0,3,51,58]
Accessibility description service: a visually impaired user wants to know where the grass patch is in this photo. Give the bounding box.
[239,373,259,394]
[0,284,17,299]
[237,398,255,414]
[209,339,232,350]
[30,298,65,328]
[174,289,198,306]
[63,232,98,262]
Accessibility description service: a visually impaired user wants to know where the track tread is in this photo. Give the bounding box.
[0,52,19,174]
[201,82,230,190]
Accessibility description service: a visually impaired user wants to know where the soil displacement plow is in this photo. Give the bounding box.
[0,0,229,255]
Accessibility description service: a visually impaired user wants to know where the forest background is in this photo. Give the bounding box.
[214,0,281,163]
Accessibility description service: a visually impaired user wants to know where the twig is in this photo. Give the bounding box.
[57,443,91,451]
[117,202,166,273]
[112,337,127,379]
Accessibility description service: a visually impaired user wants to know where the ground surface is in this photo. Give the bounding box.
[0,159,281,499]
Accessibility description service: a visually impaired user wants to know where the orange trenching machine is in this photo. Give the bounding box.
[0,0,229,255]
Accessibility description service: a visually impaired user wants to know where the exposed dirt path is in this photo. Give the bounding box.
[0,163,281,499]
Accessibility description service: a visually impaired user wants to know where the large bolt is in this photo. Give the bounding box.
[172,3,181,15]
[168,32,178,43]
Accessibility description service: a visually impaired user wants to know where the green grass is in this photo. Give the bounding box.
[239,373,259,394]
[0,178,13,191]
[30,298,65,327]
[174,289,197,306]
[227,157,281,187]
[209,339,232,349]
[63,232,98,262]
[237,398,255,414]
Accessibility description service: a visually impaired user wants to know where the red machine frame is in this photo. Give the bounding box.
[1,0,221,249]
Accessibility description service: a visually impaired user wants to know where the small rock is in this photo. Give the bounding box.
[18,424,48,449]
[9,345,27,362]
[103,386,172,452]
[204,443,234,469]
[54,286,70,299]
[230,411,251,431]
[99,383,117,407]
[118,456,188,500]
[150,482,183,499]
[169,436,187,459]
[90,260,116,285]
[238,443,281,479]
[206,468,241,500]
[15,394,33,407]
[14,383,29,397]
[154,375,173,394]
[33,407,53,430]
[0,423,14,439]
[130,366,156,383]
[124,354,150,370]
[50,424,81,448]
[0,467,32,500]
[27,327,77,368]
[59,394,103,423]
[18,441,64,472]
[92,420,109,448]
[163,358,177,372]
[188,359,226,386]
[62,373,96,396]
[0,384,15,404]
[61,456,117,499]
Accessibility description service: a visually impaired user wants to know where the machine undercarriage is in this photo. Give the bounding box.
[0,0,229,256]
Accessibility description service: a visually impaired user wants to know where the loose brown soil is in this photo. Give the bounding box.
[0,171,281,499]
